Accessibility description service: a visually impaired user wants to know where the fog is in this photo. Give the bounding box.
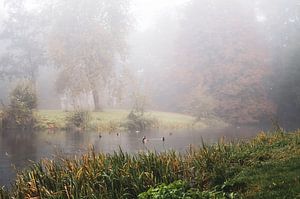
[0,0,299,127]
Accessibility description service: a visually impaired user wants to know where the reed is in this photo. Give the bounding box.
[1,130,300,198]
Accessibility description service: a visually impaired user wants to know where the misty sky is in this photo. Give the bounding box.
[0,0,4,21]
[130,0,189,30]
[0,0,189,29]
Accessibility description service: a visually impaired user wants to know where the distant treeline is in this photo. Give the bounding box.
[129,0,300,126]
[0,0,299,126]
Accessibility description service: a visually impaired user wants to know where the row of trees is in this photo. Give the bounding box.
[0,0,299,126]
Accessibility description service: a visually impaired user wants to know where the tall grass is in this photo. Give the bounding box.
[1,130,300,198]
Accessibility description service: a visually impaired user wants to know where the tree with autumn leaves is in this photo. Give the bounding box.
[179,0,276,124]
[143,0,276,124]
[48,0,130,110]
[0,0,131,111]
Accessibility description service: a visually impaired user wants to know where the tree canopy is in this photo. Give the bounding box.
[48,0,131,110]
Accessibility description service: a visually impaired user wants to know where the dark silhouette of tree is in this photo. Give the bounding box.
[257,0,300,126]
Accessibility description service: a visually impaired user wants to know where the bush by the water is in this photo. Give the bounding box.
[66,110,91,130]
[1,81,37,130]
[1,130,299,198]
[123,93,158,131]
[123,110,158,131]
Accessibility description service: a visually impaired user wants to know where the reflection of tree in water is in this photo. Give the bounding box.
[1,130,37,167]
[0,130,38,186]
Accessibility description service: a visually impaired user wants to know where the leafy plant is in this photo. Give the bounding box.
[66,110,91,130]
[138,180,238,199]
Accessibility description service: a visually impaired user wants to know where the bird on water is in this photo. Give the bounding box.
[142,136,147,144]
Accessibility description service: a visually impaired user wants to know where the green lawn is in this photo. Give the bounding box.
[35,109,221,130]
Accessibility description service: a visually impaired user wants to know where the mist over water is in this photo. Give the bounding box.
[0,126,264,186]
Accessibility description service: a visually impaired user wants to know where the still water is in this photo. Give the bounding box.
[0,126,264,186]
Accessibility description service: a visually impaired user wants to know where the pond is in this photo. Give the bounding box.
[0,126,265,187]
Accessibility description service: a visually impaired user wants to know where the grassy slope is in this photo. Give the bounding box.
[229,134,300,198]
[234,157,300,198]
[35,109,222,130]
[1,130,299,198]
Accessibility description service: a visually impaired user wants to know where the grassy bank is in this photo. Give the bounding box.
[35,109,225,131]
[1,130,299,198]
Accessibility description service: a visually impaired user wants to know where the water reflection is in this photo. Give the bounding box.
[0,126,264,186]
[0,130,38,187]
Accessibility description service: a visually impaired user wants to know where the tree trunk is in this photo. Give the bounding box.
[92,89,101,111]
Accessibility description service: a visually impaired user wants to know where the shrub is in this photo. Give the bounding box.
[1,81,37,130]
[66,110,91,130]
[123,110,158,131]
[10,82,37,110]
[122,92,158,131]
